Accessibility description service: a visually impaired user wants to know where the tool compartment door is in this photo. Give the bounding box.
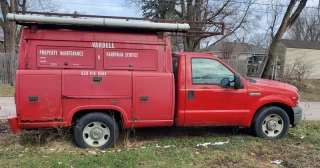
[20,70,61,120]
[132,72,174,121]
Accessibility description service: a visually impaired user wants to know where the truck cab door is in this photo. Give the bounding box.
[184,55,247,126]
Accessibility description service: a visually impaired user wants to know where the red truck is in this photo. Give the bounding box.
[6,13,302,149]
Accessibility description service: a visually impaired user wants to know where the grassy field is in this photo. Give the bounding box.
[0,120,319,168]
[0,85,14,97]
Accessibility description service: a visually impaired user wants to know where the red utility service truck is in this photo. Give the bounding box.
[6,13,302,149]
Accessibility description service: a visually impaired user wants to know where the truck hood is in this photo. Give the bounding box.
[249,78,297,91]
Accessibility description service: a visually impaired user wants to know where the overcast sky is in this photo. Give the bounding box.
[59,0,319,17]
[58,0,140,17]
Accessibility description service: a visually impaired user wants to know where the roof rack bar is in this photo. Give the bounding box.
[15,11,224,25]
[7,13,190,31]
[10,11,224,37]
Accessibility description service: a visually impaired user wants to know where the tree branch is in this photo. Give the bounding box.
[174,9,182,18]
[9,0,16,12]
[17,0,23,6]
[286,0,307,31]
[1,0,10,20]
[206,0,231,21]
[0,18,4,28]
[210,0,252,45]
[270,9,278,38]
[180,0,185,18]
[272,0,297,39]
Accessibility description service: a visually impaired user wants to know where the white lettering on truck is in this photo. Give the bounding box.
[40,50,58,55]
[40,50,84,56]
[60,51,84,56]
[81,71,107,76]
[92,42,115,48]
[106,52,139,58]
[125,52,138,58]
[106,52,123,57]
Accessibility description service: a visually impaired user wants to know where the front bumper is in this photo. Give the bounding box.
[291,106,302,127]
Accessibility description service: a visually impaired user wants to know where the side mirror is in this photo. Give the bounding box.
[234,73,242,89]
[220,77,230,88]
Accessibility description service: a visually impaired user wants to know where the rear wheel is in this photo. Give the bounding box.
[74,113,119,148]
[251,106,289,140]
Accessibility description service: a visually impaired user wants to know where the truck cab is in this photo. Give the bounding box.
[173,53,301,130]
[6,12,302,149]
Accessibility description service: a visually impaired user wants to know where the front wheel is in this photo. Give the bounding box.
[251,106,290,140]
[74,113,119,149]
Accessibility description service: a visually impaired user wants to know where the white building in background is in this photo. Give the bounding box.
[278,39,320,79]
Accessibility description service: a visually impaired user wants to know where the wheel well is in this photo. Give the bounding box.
[254,103,294,125]
[72,109,124,128]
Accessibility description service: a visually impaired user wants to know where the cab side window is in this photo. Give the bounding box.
[191,58,234,85]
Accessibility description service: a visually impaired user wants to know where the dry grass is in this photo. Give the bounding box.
[0,120,319,168]
[298,79,320,102]
[0,85,15,97]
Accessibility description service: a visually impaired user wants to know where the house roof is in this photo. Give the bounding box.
[198,42,267,53]
[281,39,320,50]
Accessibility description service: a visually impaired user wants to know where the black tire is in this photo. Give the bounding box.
[74,113,119,149]
[251,106,289,140]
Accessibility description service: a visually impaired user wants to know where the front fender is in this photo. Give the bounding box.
[66,105,130,128]
[240,94,295,127]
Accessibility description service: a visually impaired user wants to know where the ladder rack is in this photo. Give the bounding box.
[8,11,224,37]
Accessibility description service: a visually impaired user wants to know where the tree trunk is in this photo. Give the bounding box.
[183,0,193,51]
[0,0,26,53]
[261,39,280,79]
[3,22,17,53]
[260,0,307,79]
[164,0,176,20]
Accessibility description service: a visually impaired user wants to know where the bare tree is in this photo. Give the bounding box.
[259,0,307,79]
[287,8,320,42]
[219,41,236,59]
[247,33,271,49]
[125,0,254,52]
[0,0,60,53]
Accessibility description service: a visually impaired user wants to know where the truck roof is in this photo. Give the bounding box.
[174,52,218,57]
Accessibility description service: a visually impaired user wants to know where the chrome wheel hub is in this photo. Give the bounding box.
[90,128,103,140]
[262,114,284,137]
[267,120,277,131]
[82,122,110,147]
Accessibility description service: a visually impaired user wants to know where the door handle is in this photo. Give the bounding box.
[28,96,38,102]
[92,77,102,83]
[188,91,194,100]
[140,96,149,102]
